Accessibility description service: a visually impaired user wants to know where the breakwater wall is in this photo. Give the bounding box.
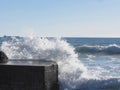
[0,60,59,90]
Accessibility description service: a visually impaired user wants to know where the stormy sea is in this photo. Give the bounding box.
[0,36,120,90]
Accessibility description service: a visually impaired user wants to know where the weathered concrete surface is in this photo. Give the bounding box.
[0,60,59,90]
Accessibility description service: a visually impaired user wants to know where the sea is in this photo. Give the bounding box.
[0,36,120,90]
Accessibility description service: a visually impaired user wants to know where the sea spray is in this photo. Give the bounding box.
[0,36,92,90]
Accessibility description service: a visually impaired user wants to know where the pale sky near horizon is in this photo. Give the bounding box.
[0,0,120,37]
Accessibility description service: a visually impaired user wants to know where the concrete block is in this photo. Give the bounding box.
[0,60,59,90]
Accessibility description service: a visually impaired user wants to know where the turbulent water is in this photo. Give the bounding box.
[0,36,120,90]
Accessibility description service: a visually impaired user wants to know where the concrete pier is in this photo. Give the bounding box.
[0,60,59,90]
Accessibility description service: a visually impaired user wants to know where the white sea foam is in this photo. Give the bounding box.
[1,36,94,89]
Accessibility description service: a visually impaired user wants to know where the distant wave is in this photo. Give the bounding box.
[75,44,120,54]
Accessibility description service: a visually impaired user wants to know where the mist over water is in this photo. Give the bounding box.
[0,36,120,90]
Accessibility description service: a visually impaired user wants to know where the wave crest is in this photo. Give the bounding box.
[75,44,120,54]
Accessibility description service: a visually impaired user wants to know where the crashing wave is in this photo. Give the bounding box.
[0,36,91,90]
[0,36,120,90]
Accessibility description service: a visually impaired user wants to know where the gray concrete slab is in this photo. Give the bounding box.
[0,60,59,90]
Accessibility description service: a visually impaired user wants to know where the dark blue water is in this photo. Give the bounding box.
[65,38,120,90]
[65,38,120,55]
[65,38,120,46]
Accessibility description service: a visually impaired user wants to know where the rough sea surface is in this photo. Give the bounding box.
[0,36,120,90]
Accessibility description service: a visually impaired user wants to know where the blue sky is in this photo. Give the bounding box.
[0,0,120,37]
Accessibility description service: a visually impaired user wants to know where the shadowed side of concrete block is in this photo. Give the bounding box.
[0,60,59,90]
[45,64,59,90]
